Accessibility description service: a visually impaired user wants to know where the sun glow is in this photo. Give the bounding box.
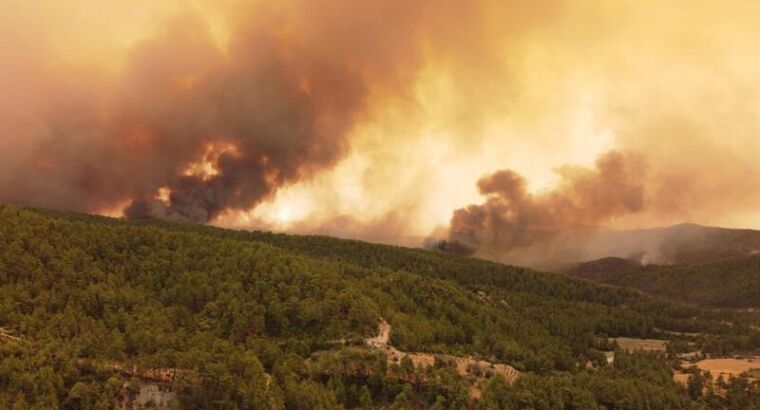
[214,188,311,230]
[274,205,294,225]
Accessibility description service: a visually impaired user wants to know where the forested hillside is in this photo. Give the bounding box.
[564,255,760,308]
[1,206,760,409]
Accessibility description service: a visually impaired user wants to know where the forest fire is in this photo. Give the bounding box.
[182,141,242,182]
[0,0,759,245]
[3,2,760,408]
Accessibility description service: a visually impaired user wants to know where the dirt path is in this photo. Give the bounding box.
[0,327,21,342]
[365,318,391,348]
[363,317,519,397]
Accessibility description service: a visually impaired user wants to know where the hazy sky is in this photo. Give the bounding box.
[2,0,760,247]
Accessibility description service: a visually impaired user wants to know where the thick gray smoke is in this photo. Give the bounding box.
[438,151,649,263]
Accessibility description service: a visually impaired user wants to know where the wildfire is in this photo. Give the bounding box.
[99,199,133,218]
[182,141,241,181]
[156,187,172,204]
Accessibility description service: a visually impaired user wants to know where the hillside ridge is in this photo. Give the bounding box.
[2,205,760,408]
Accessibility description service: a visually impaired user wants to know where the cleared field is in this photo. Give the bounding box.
[673,371,690,386]
[695,357,760,378]
[614,337,667,352]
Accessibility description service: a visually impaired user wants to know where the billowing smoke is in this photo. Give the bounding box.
[5,6,380,222]
[3,0,760,245]
[5,0,536,222]
[438,151,647,260]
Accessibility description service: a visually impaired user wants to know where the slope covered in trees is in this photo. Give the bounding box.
[563,255,760,308]
[1,205,759,409]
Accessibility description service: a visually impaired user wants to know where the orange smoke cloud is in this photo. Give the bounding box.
[2,0,760,251]
[0,0,559,222]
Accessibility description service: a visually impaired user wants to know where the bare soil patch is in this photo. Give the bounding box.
[673,371,690,387]
[694,357,760,379]
[614,337,667,352]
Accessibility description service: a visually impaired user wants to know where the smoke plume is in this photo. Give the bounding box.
[2,0,760,251]
[5,0,540,222]
[439,151,647,257]
[5,5,379,221]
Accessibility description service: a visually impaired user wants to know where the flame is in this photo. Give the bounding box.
[182,141,241,181]
[156,186,172,204]
[100,199,133,218]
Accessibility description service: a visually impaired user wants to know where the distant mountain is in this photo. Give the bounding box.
[542,223,760,269]
[475,223,760,271]
[562,257,651,281]
[618,223,760,265]
[559,223,760,308]
[563,254,760,308]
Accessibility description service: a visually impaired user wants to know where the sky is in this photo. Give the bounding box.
[2,0,760,261]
